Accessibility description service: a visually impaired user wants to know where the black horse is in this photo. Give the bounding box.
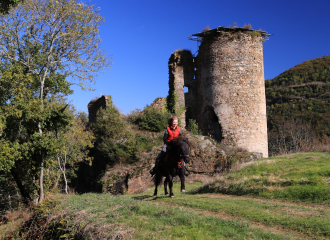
[153,137,190,197]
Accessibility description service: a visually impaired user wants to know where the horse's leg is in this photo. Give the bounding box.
[164,177,169,195]
[153,173,160,196]
[179,168,186,193]
[167,175,174,198]
[153,183,158,196]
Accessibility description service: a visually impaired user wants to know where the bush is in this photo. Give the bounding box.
[186,119,202,135]
[125,108,141,124]
[91,102,164,165]
[134,105,171,132]
[91,104,128,164]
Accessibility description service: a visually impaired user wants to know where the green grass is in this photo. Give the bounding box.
[192,152,330,204]
[5,152,330,239]
[134,189,330,238]
[57,193,298,239]
[8,192,302,239]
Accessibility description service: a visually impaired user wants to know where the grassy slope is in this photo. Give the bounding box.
[192,151,330,204]
[129,152,330,239]
[2,152,330,239]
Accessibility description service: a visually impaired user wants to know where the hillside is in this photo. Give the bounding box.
[92,131,261,196]
[266,55,330,105]
[265,56,330,156]
[2,152,330,239]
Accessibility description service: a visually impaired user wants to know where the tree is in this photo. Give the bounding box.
[56,113,94,194]
[0,0,111,203]
[0,0,111,93]
[0,0,23,14]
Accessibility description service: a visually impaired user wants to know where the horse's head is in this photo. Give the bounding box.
[181,140,190,164]
[171,137,190,163]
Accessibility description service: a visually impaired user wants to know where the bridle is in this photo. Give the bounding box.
[179,144,190,163]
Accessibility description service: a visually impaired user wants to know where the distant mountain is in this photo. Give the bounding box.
[266,55,330,139]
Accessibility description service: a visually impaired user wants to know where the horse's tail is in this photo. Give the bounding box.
[153,173,163,187]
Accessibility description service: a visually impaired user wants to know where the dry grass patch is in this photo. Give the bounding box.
[230,159,278,172]
[305,156,319,161]
[0,209,32,240]
[265,186,284,192]
[281,207,326,218]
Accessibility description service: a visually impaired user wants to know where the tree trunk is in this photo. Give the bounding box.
[63,152,68,194]
[63,171,68,194]
[38,120,44,204]
[10,168,31,205]
[38,156,44,203]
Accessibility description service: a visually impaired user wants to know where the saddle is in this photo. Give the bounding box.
[160,153,169,165]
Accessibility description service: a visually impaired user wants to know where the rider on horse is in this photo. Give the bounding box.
[150,116,189,176]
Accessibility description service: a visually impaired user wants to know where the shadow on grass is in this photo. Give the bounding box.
[131,195,152,200]
[132,195,171,201]
[152,195,171,200]
[188,184,263,196]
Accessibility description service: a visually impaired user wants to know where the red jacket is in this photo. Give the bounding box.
[165,126,181,143]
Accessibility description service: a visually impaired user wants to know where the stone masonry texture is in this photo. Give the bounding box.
[168,50,195,128]
[171,29,268,157]
[150,97,166,111]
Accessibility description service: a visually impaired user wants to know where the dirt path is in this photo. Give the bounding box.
[142,194,329,240]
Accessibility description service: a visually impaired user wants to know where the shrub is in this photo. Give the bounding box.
[125,108,141,124]
[134,105,171,132]
[91,105,127,163]
[91,101,164,165]
[186,119,202,135]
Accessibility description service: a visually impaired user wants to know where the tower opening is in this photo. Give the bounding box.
[204,106,223,142]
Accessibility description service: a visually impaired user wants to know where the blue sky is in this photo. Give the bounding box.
[67,0,330,114]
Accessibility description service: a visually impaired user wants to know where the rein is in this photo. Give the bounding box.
[167,152,186,169]
[166,140,189,169]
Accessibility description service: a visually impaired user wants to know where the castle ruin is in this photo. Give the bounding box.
[170,26,269,157]
[87,95,110,124]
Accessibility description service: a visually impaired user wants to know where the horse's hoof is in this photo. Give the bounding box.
[165,193,169,195]
[170,195,174,198]
[181,190,185,193]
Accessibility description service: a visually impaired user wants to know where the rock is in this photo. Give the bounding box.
[251,152,263,159]
[199,139,212,151]
[210,146,217,152]
[196,136,205,141]
[190,149,195,157]
[220,150,226,157]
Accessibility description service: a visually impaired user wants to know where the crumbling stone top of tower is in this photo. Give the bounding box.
[189,26,271,41]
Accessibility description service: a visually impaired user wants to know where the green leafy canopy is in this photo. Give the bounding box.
[0,0,111,204]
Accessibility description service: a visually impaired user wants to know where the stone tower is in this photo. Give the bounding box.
[171,26,269,157]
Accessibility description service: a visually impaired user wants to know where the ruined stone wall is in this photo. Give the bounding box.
[150,97,166,111]
[184,57,198,124]
[87,95,110,124]
[195,32,268,157]
[168,50,194,127]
